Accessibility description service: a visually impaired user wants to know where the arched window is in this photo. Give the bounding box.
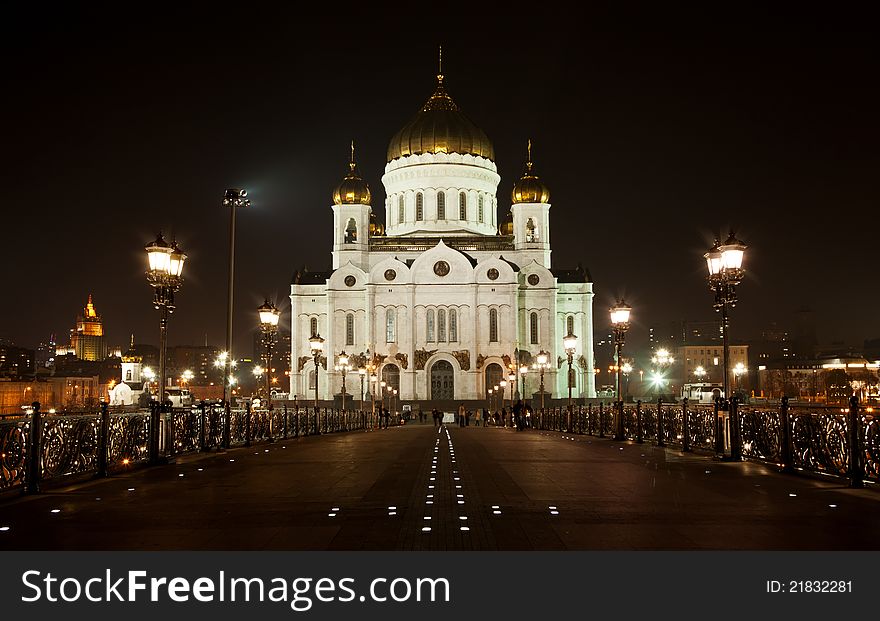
[125,370,132,381]
[426,309,435,342]
[530,312,539,344]
[437,191,446,220]
[566,315,574,336]
[478,195,484,223]
[344,218,357,243]
[526,218,538,242]
[459,192,467,219]
[381,363,400,392]
[398,195,404,224]
[310,317,318,337]
[416,192,424,221]
[449,308,457,342]
[308,370,316,390]
[345,313,354,346]
[438,308,447,342]
[489,308,498,342]
[386,308,396,343]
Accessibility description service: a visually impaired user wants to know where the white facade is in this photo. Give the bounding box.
[290,76,596,404]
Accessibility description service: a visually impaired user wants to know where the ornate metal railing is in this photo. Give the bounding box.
[531,397,877,486]
[1,402,375,495]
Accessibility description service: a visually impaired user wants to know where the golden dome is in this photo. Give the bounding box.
[369,210,385,237]
[511,139,550,204]
[387,75,494,162]
[500,210,513,235]
[332,142,372,205]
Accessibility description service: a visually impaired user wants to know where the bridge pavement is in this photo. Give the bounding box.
[1,423,877,550]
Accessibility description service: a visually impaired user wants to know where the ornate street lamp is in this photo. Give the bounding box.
[621,362,633,400]
[369,369,378,415]
[499,380,508,410]
[257,299,280,402]
[334,351,352,410]
[532,350,551,410]
[487,387,494,413]
[507,372,516,406]
[358,367,366,410]
[563,329,578,408]
[610,299,631,441]
[705,230,747,458]
[145,233,186,464]
[733,362,747,395]
[222,188,250,411]
[309,334,325,408]
[519,365,528,403]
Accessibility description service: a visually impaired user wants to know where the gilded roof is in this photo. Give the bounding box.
[387,76,495,162]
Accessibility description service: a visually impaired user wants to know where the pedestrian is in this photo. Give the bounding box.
[474,409,481,427]
[458,403,466,428]
[513,399,523,431]
[466,410,471,426]
[383,407,390,429]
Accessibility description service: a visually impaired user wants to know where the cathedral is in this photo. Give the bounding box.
[289,67,596,405]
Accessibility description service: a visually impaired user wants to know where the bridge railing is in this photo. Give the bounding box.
[1,402,374,495]
[532,397,877,487]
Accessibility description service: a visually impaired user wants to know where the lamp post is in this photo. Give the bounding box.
[705,231,747,457]
[563,329,578,408]
[733,362,747,397]
[519,365,528,403]
[335,351,352,410]
[252,365,264,399]
[369,370,377,415]
[532,350,551,410]
[144,234,186,464]
[650,348,674,398]
[499,380,508,410]
[309,334,324,407]
[358,367,366,410]
[621,362,633,400]
[392,388,398,416]
[508,372,516,406]
[222,189,250,410]
[380,380,387,412]
[610,300,632,441]
[257,299,280,403]
[487,388,494,413]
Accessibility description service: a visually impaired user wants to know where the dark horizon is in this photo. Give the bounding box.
[3,8,877,357]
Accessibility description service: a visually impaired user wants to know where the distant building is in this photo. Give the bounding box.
[0,342,34,378]
[69,295,107,361]
[170,344,221,385]
[676,343,749,388]
[35,334,57,368]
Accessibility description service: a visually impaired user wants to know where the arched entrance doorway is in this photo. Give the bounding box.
[381,364,400,392]
[430,360,454,400]
[485,363,503,395]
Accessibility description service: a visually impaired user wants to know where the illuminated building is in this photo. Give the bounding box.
[69,294,107,361]
[290,63,596,402]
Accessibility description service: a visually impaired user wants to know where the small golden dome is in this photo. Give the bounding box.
[500,210,513,235]
[511,140,550,204]
[387,74,494,162]
[333,142,372,205]
[369,210,385,237]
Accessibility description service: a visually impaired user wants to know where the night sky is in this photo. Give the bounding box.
[3,7,877,356]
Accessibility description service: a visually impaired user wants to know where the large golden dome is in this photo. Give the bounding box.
[333,142,372,205]
[387,75,494,162]
[511,140,550,204]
